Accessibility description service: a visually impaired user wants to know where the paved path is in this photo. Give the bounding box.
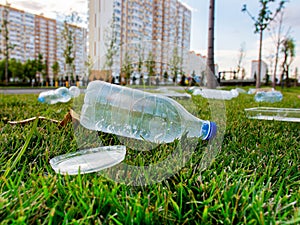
[0,86,188,95]
[0,88,54,94]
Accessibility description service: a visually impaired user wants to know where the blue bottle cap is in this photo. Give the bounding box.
[38,97,45,103]
[204,121,217,140]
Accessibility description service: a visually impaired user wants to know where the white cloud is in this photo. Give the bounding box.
[180,0,198,13]
[0,0,88,21]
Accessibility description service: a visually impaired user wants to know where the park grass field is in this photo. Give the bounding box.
[0,86,299,224]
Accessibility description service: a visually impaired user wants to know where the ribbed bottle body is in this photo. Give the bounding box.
[80,81,214,143]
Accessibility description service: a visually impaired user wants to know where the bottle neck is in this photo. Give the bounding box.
[181,113,210,140]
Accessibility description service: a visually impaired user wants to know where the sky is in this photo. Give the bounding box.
[182,0,300,78]
[1,0,300,78]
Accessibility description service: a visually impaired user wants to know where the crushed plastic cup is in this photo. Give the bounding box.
[245,107,300,122]
[49,145,126,175]
[191,88,239,100]
[254,90,283,103]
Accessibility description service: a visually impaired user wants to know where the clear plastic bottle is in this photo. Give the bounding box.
[254,91,283,103]
[38,86,80,104]
[80,81,217,143]
[234,88,247,94]
[191,88,239,100]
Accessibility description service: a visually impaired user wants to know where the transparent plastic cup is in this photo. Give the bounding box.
[245,107,300,122]
[49,145,126,175]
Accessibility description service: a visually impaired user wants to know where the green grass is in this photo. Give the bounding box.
[0,87,300,224]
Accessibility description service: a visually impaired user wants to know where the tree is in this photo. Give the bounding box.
[293,67,298,87]
[207,0,217,88]
[137,43,144,85]
[241,68,246,80]
[280,37,295,88]
[23,59,37,86]
[1,2,16,85]
[51,61,60,82]
[242,0,287,88]
[265,68,270,85]
[268,11,290,88]
[103,16,118,82]
[163,71,169,83]
[62,12,81,84]
[169,47,182,85]
[0,60,5,82]
[145,52,155,85]
[36,53,45,85]
[8,58,23,83]
[236,43,246,79]
[84,55,93,85]
[121,52,133,85]
[272,14,283,88]
[43,58,49,84]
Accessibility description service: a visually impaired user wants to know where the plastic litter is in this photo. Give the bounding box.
[49,145,126,175]
[38,86,80,104]
[248,88,257,94]
[254,90,283,103]
[158,87,191,99]
[245,107,300,122]
[80,81,217,143]
[190,88,239,100]
[234,88,247,94]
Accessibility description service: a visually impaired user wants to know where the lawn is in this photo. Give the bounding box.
[0,86,299,224]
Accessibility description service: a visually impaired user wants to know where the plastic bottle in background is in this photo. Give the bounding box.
[230,89,239,98]
[234,88,247,94]
[248,88,257,94]
[254,90,283,103]
[80,81,217,143]
[191,88,239,100]
[38,86,80,104]
[69,86,81,98]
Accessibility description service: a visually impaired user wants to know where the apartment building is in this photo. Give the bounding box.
[0,4,87,83]
[34,14,57,80]
[188,51,207,76]
[88,0,191,80]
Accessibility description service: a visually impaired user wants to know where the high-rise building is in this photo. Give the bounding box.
[0,4,87,84]
[251,60,268,82]
[88,0,191,80]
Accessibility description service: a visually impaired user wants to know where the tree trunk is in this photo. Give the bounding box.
[281,49,288,89]
[272,12,284,89]
[286,65,290,87]
[273,43,280,88]
[5,55,9,85]
[207,0,216,89]
[257,28,263,88]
